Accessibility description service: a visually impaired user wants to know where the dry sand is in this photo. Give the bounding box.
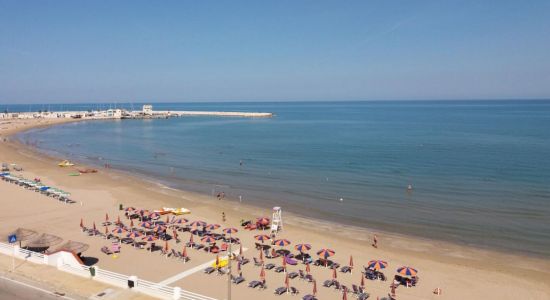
[1,118,549,300]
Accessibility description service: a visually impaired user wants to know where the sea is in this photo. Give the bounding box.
[9,100,550,257]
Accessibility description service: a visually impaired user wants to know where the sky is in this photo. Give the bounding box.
[1,0,549,104]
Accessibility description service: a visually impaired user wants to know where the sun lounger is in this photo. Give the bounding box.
[101,246,113,255]
[288,271,299,279]
[323,280,334,287]
[204,267,215,274]
[274,287,287,295]
[330,262,341,269]
[248,280,260,288]
[340,266,352,273]
[253,257,263,266]
[231,275,245,285]
[274,266,285,273]
[290,287,299,295]
[302,295,317,300]
[305,274,314,282]
[333,281,341,290]
[239,257,249,265]
[285,255,298,266]
[265,263,275,270]
[358,293,370,300]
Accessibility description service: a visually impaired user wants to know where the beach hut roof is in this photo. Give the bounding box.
[55,240,89,254]
[8,228,37,242]
[26,233,63,248]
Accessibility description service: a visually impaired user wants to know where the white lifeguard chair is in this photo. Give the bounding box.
[271,206,283,233]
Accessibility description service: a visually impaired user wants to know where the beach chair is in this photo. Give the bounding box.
[330,262,341,269]
[340,266,352,273]
[239,257,250,265]
[323,280,334,288]
[358,292,370,300]
[231,275,245,285]
[274,287,287,295]
[302,295,317,300]
[352,284,359,294]
[298,270,306,280]
[203,267,215,274]
[248,280,261,288]
[101,246,113,255]
[253,257,263,266]
[288,271,299,279]
[265,263,275,270]
[305,274,314,282]
[274,266,285,273]
[290,287,299,295]
[333,281,341,290]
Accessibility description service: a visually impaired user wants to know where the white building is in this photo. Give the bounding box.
[142,105,153,115]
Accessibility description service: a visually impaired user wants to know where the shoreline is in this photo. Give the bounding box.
[2,118,550,299]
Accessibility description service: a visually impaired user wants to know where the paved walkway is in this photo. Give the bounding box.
[158,248,247,286]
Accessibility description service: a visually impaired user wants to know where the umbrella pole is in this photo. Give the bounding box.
[227,233,232,300]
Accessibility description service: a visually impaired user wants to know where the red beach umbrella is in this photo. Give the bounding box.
[350,255,354,271]
[182,245,188,258]
[306,263,311,274]
[317,248,335,259]
[260,266,266,280]
[105,213,109,222]
[254,234,270,242]
[93,222,97,231]
[360,274,365,288]
[285,273,289,291]
[130,219,134,227]
[343,286,348,300]
[239,244,243,256]
[313,280,317,296]
[257,217,270,225]
[333,267,337,280]
[273,239,291,247]
[189,220,206,228]
[79,218,84,228]
[164,240,169,252]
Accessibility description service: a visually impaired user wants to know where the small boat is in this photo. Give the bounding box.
[58,160,75,167]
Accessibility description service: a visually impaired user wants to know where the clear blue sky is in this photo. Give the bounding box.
[1,0,549,103]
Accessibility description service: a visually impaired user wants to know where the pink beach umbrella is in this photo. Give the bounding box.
[254,234,270,243]
[206,224,221,231]
[140,221,152,228]
[201,236,216,244]
[313,280,317,296]
[273,239,291,247]
[223,227,238,235]
[189,220,207,228]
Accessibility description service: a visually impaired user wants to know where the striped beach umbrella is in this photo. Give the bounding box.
[140,221,152,228]
[317,248,336,259]
[124,207,135,212]
[126,231,142,239]
[397,266,418,277]
[152,225,166,232]
[201,236,216,244]
[295,243,311,252]
[254,234,270,242]
[189,220,207,228]
[172,218,188,224]
[273,239,291,247]
[112,227,126,234]
[142,235,158,242]
[205,224,220,230]
[367,260,388,270]
[223,228,238,235]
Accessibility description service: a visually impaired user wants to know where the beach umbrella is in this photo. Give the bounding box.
[153,225,166,232]
[206,224,220,231]
[360,274,365,288]
[93,222,97,232]
[189,220,206,228]
[166,215,170,223]
[260,266,266,280]
[105,213,109,222]
[239,243,243,256]
[282,255,287,270]
[259,248,264,262]
[313,280,317,296]
[189,234,194,244]
[306,263,311,274]
[343,286,348,300]
[127,231,141,239]
[317,248,335,259]
[333,267,337,280]
[285,273,290,292]
[201,236,216,244]
[295,243,311,252]
[223,227,238,235]
[164,240,169,252]
[79,218,84,228]
[273,239,291,247]
[140,221,152,228]
[130,219,134,228]
[149,212,160,219]
[254,234,270,243]
[124,207,135,212]
[256,217,270,226]
[112,227,126,234]
[397,266,418,277]
[172,229,178,239]
[172,218,188,224]
[116,216,121,225]
[142,235,157,242]
[367,260,388,270]
[182,245,188,258]
[350,255,354,272]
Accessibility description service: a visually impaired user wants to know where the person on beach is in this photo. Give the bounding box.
[373,234,378,248]
[222,212,226,222]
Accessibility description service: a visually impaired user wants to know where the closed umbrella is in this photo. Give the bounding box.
[313,280,317,296]
[350,255,354,273]
[333,267,337,280]
[79,218,84,228]
[306,263,311,274]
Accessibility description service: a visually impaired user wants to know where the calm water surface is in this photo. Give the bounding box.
[14,101,550,257]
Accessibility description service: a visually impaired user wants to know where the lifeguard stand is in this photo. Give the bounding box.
[271,206,283,233]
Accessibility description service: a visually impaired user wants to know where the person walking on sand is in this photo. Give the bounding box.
[373,234,378,248]
[222,212,226,222]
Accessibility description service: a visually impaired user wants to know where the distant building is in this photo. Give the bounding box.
[142,105,153,115]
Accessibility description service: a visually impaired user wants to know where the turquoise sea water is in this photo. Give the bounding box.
[13,101,550,257]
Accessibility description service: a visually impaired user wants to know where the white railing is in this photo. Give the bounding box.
[0,241,216,300]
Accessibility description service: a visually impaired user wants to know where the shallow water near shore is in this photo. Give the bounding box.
[15,100,550,257]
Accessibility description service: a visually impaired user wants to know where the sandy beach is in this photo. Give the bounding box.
[1,118,549,300]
